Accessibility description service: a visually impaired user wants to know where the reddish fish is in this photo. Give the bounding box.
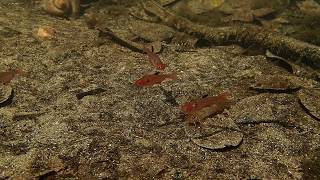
[143,46,166,70]
[186,99,231,126]
[135,73,177,87]
[181,92,232,114]
[0,69,23,85]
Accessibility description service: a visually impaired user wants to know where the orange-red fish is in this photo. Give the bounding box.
[181,92,232,114]
[186,99,231,126]
[143,46,166,70]
[0,69,23,85]
[135,73,177,87]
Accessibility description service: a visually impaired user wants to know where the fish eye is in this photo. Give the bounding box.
[159,64,165,69]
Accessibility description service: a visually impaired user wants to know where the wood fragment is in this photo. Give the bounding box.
[96,26,143,53]
[76,87,107,100]
[97,26,163,53]
[13,111,46,120]
[143,0,320,70]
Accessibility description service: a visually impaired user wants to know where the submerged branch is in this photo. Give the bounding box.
[97,26,143,53]
[143,0,320,70]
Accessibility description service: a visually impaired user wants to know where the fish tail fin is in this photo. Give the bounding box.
[142,44,152,54]
[14,68,24,75]
[219,91,233,101]
[142,44,148,53]
[169,72,178,79]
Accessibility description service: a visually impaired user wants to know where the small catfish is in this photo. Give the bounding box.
[181,92,232,114]
[0,69,23,85]
[135,72,177,87]
[143,46,166,70]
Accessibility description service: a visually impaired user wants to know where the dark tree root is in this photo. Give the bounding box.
[143,0,320,70]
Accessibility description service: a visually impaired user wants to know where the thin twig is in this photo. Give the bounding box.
[96,26,144,53]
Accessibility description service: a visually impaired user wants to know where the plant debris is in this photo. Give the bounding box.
[185,116,243,150]
[251,75,300,91]
[229,93,310,132]
[142,0,320,69]
[251,74,319,91]
[76,86,107,100]
[0,85,13,106]
[297,88,320,120]
[265,50,320,80]
[13,111,46,120]
[191,129,243,150]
